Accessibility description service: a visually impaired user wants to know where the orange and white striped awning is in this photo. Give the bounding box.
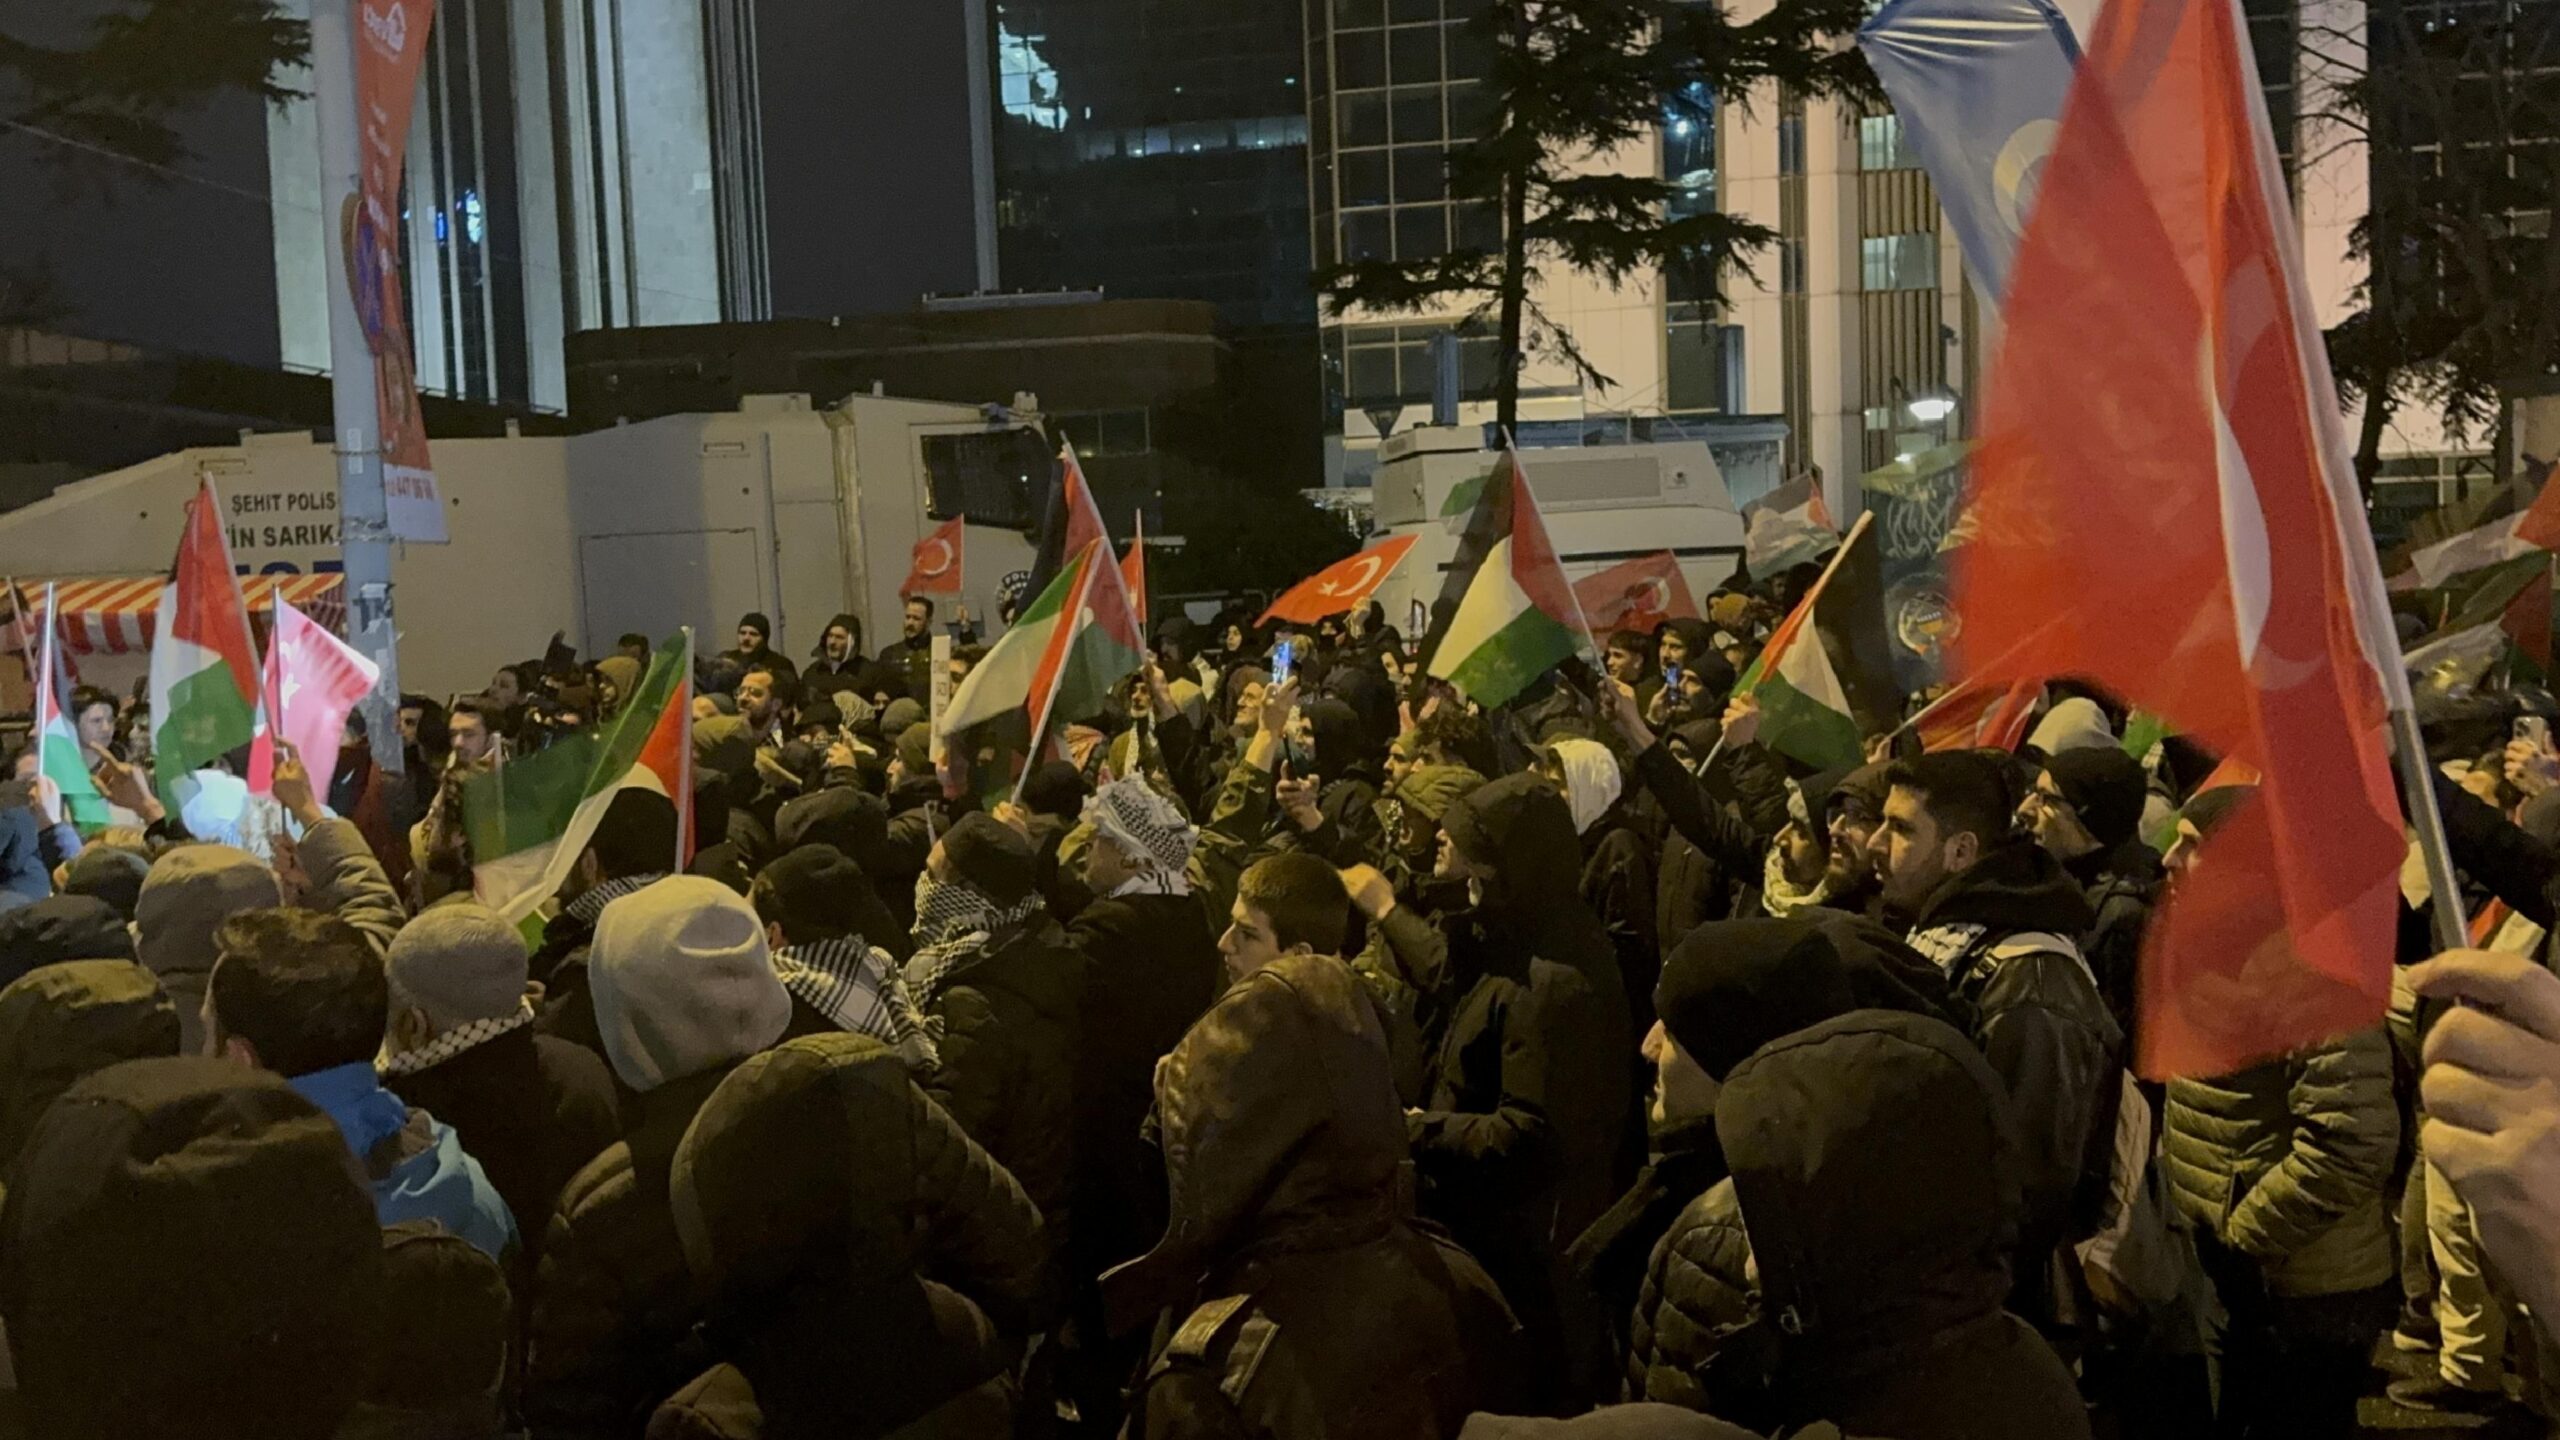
[8,573,347,657]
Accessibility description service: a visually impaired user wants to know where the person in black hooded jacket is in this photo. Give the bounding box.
[1649,1011,2090,1439]
[1342,773,1632,1412]
[800,612,908,709]
[1272,696,1389,865]
[2019,746,2162,1038]
[1614,915,1962,1393]
[1878,752,2119,1333]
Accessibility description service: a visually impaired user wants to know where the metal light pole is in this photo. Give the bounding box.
[309,0,404,776]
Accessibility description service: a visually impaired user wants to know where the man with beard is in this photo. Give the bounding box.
[1877,750,2118,1333]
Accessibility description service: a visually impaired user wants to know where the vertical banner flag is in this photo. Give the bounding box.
[1858,0,2083,299]
[249,590,382,798]
[903,516,966,596]
[1573,552,1703,634]
[1260,535,1421,626]
[350,0,447,542]
[150,478,266,815]
[1121,510,1149,626]
[32,584,108,832]
[1952,0,2409,1078]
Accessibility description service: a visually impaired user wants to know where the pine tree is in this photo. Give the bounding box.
[1317,0,1870,433]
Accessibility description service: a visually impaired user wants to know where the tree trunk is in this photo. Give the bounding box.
[1493,1,1534,440]
[2354,358,2394,504]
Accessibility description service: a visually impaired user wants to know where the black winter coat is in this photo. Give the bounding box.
[918,916,1084,1257]
[1065,890,1223,1277]
[385,1026,620,1271]
[1630,1013,2091,1440]
[525,1065,735,1440]
[649,1034,1048,1440]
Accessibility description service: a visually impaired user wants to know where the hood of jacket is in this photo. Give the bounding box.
[0,959,179,1168]
[1103,951,1405,1334]
[775,786,892,871]
[1913,839,2095,938]
[135,844,282,988]
[1717,1011,2017,1374]
[1301,697,1374,787]
[0,895,137,989]
[1441,773,1590,921]
[1546,737,1625,837]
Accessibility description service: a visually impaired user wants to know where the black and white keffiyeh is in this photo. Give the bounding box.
[775,937,936,1071]
[1084,776,1198,898]
[562,871,666,926]
[903,877,1045,1021]
[377,996,540,1077]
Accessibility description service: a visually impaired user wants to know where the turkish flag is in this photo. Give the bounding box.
[1954,0,2407,1078]
[1573,552,1700,635]
[1261,534,1421,626]
[1911,674,2042,753]
[248,594,380,797]
[903,517,965,596]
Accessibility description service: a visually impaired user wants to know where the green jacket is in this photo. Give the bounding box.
[2160,1025,2398,1298]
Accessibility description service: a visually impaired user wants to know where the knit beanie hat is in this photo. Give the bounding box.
[2041,746,2147,850]
[939,813,1037,907]
[135,845,284,986]
[738,612,773,642]
[880,697,926,739]
[2026,696,2116,756]
[0,1057,381,1440]
[1655,919,1859,1082]
[384,903,530,1031]
[588,876,791,1092]
[894,722,934,778]
[61,845,150,919]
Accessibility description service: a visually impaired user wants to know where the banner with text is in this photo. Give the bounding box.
[351,0,448,542]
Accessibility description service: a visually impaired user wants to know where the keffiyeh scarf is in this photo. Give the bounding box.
[377,996,540,1077]
[903,878,1046,1019]
[775,936,937,1071]
[563,871,666,926]
[1759,847,1833,920]
[1085,777,1198,898]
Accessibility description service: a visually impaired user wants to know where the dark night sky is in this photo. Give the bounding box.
[756,0,983,319]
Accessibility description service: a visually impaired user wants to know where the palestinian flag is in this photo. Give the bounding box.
[1733,512,1899,770]
[31,583,107,832]
[941,538,1143,754]
[1421,449,1597,709]
[466,632,692,923]
[149,477,264,815]
[1741,473,1840,577]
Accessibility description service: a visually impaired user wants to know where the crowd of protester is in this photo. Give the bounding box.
[2,571,2560,1440]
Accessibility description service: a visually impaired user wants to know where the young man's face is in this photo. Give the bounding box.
[1219,897,1288,983]
[487,670,522,709]
[824,625,854,662]
[450,712,494,764]
[75,701,116,751]
[949,657,974,689]
[736,623,766,654]
[1605,643,1647,686]
[1825,806,1881,887]
[399,705,423,744]
[1878,784,1968,913]
[1658,629,1690,669]
[2018,770,2100,861]
[1775,818,1826,887]
[903,600,931,640]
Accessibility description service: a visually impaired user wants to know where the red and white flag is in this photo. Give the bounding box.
[1057,446,1144,659]
[1573,551,1701,635]
[1952,0,2407,1078]
[902,517,965,596]
[1910,674,2042,754]
[1261,534,1421,626]
[249,591,380,797]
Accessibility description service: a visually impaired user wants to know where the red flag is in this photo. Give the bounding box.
[1911,675,2043,753]
[1953,0,2405,1079]
[2515,462,2560,552]
[248,592,381,797]
[903,517,965,597]
[1573,552,1701,635]
[1121,510,1148,625]
[1059,446,1143,655]
[2503,566,2553,672]
[1261,534,1422,626]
